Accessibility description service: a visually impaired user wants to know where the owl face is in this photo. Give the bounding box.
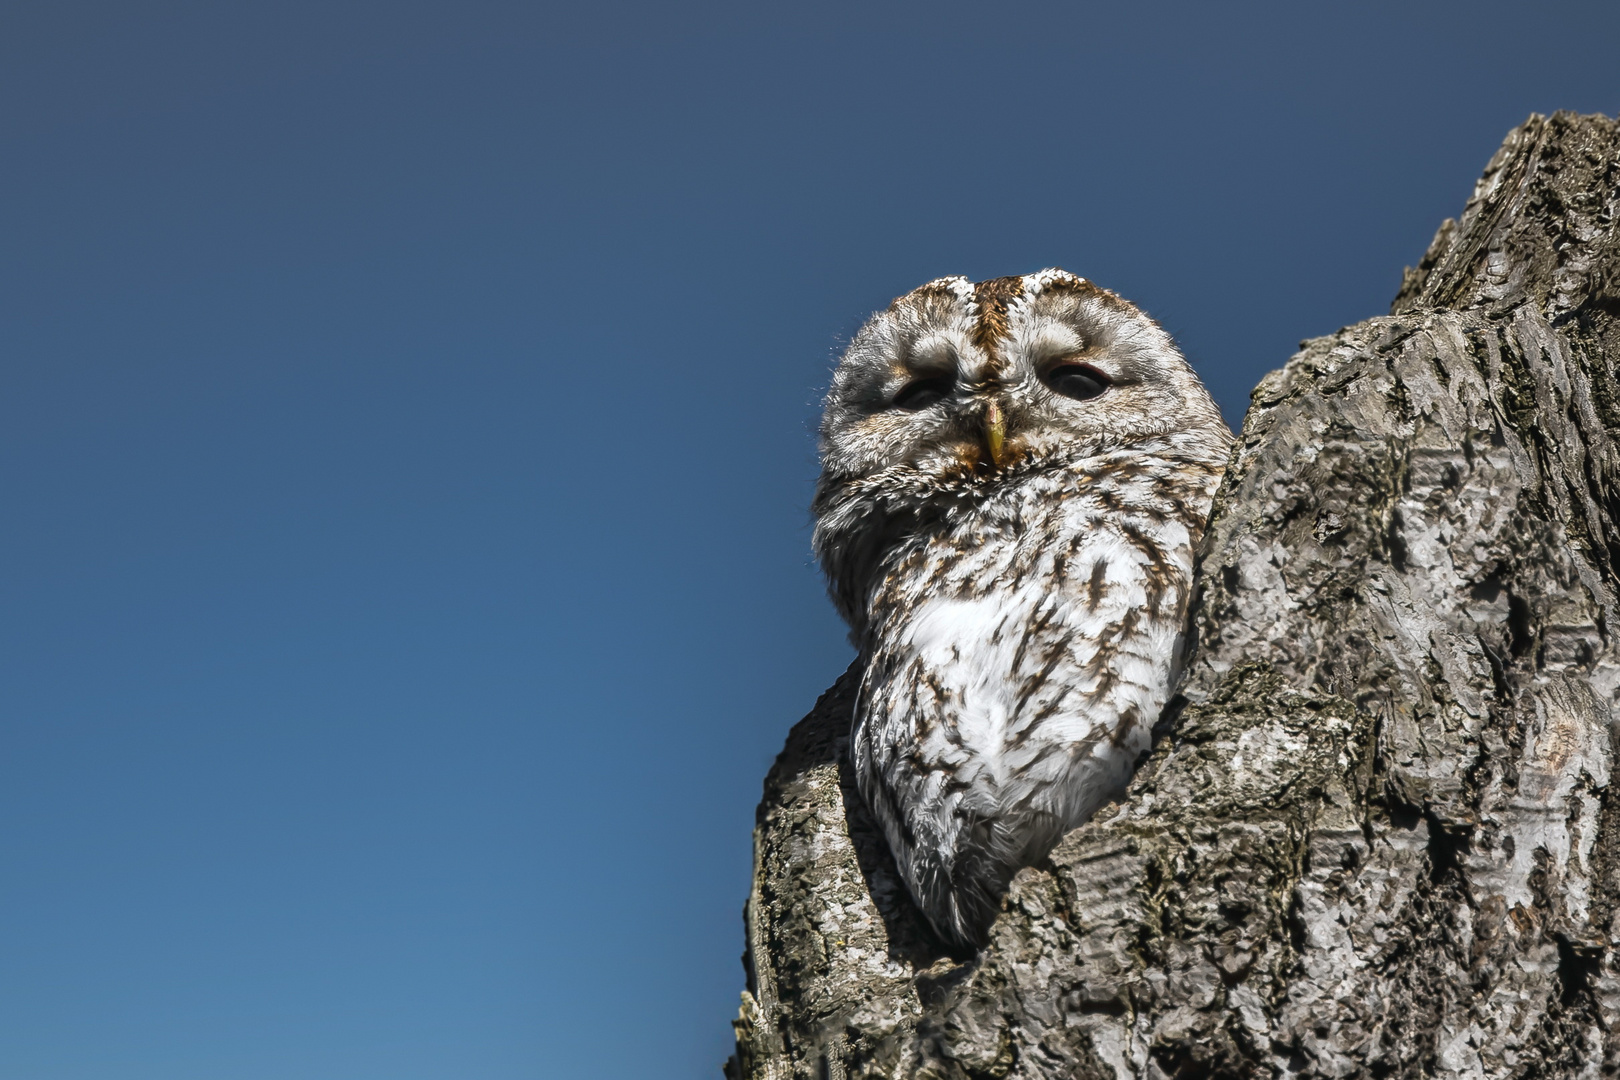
[819,269,1225,485]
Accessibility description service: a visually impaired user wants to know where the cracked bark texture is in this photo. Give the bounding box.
[726,112,1620,1079]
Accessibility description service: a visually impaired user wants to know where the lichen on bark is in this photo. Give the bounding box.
[728,112,1620,1080]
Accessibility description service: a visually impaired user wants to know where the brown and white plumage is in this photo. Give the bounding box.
[813,269,1231,948]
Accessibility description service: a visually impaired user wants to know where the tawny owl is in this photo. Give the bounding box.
[812,269,1232,949]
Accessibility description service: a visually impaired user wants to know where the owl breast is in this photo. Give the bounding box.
[851,440,1224,947]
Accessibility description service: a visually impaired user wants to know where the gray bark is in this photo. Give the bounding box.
[726,111,1620,1079]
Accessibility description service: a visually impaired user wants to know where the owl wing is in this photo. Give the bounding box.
[853,647,1066,948]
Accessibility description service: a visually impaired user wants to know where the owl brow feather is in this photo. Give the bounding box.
[967,276,1025,362]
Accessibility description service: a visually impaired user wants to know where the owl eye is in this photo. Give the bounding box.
[1043,363,1110,401]
[890,376,954,411]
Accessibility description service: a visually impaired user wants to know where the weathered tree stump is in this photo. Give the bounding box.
[728,111,1620,1079]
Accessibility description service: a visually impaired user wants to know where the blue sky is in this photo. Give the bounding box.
[1,2,1616,1077]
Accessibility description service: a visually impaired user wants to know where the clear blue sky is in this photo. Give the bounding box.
[1,2,1615,1077]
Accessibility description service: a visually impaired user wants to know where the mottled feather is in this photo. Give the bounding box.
[813,269,1230,947]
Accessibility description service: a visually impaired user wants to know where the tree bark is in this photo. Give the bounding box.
[727,111,1620,1080]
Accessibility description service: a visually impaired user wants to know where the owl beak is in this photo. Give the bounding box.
[983,399,1010,468]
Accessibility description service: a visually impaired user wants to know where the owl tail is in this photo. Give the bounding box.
[919,808,1068,950]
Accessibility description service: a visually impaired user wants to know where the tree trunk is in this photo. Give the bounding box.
[726,111,1620,1080]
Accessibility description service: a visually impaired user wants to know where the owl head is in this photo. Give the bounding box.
[813,269,1229,632]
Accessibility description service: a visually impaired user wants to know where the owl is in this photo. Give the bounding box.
[812,269,1232,949]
